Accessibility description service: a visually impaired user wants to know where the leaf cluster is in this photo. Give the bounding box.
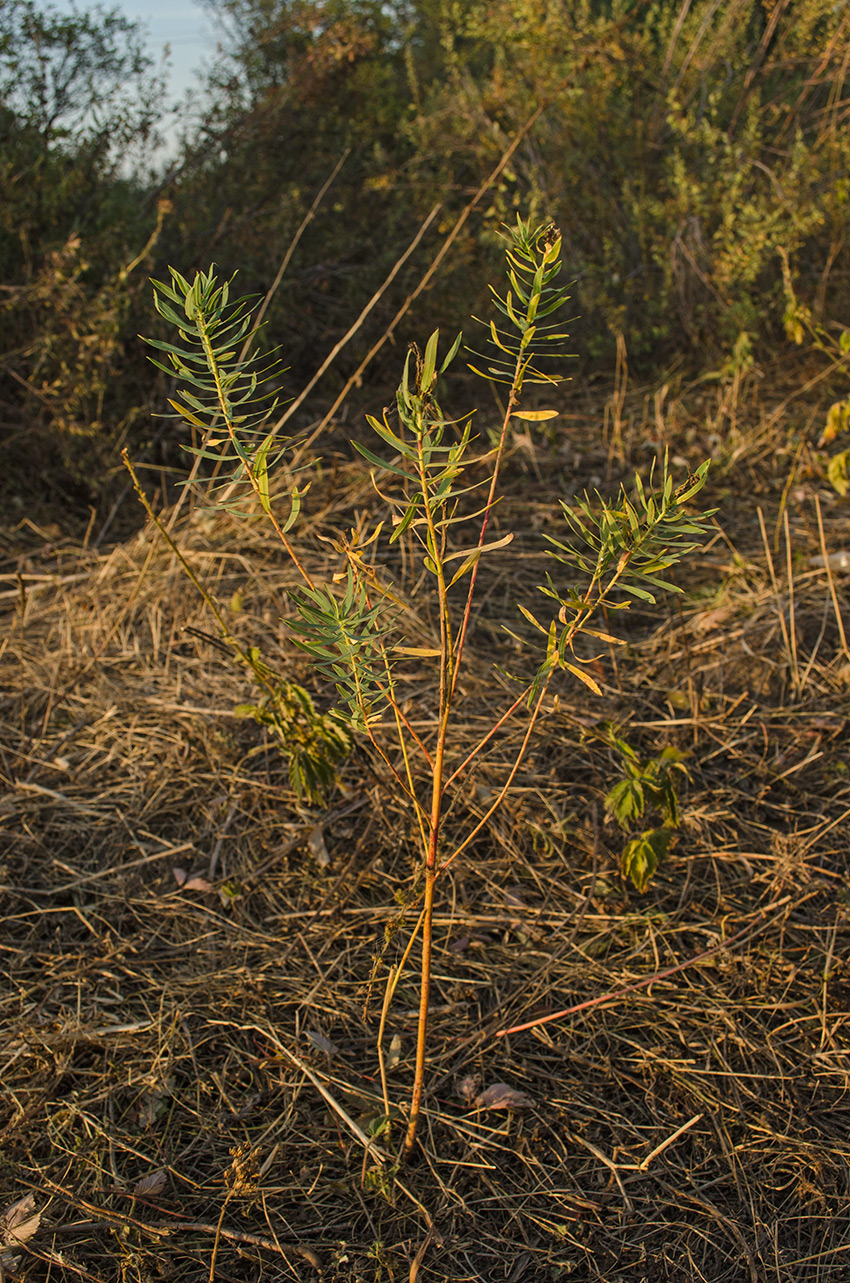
[515,456,715,704]
[288,569,394,733]
[619,829,675,896]
[355,327,524,612]
[144,267,303,523]
[605,736,691,893]
[547,456,715,612]
[354,330,478,562]
[468,215,575,396]
[606,741,689,831]
[234,659,352,805]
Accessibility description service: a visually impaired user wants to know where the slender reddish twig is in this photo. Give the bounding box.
[443,683,532,788]
[495,897,792,1036]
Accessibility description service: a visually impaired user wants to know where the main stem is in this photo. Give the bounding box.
[403,735,445,1156]
[448,376,521,703]
[401,241,557,1154]
[403,419,454,1158]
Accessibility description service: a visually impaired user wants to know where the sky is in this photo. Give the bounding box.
[49,0,224,157]
[55,0,222,107]
[124,0,221,102]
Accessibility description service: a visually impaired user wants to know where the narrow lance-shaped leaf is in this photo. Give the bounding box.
[511,409,559,421]
[439,331,463,373]
[422,329,439,390]
[446,531,515,588]
[564,661,602,695]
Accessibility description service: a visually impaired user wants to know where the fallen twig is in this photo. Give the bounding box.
[496,895,793,1036]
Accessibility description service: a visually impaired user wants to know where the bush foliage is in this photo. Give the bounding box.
[3,0,850,500]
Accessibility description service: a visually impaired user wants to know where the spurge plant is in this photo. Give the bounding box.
[130,216,716,1156]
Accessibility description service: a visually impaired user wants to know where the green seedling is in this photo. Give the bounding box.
[605,734,690,891]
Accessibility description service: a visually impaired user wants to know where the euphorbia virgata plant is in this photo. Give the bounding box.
[129,216,715,1157]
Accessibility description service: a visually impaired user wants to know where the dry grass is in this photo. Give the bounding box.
[2,374,849,1282]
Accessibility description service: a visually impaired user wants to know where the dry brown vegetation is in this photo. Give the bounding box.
[2,369,849,1282]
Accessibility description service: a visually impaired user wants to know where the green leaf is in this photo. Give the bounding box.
[366,413,418,459]
[282,487,303,533]
[353,441,414,479]
[389,495,422,543]
[439,331,463,373]
[623,582,657,603]
[422,329,439,390]
[252,432,274,514]
[605,778,644,827]
[621,829,674,893]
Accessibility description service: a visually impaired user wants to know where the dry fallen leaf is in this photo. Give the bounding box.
[387,1034,403,1069]
[457,1073,481,1105]
[133,1169,168,1198]
[690,606,733,633]
[474,1081,535,1110]
[183,874,213,892]
[1,1193,42,1270]
[308,825,330,868]
[806,716,846,733]
[172,868,213,892]
[811,551,850,572]
[305,1030,337,1057]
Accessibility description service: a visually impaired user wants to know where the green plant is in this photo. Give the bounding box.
[604,734,690,892]
[184,0,850,368]
[123,464,350,807]
[779,251,850,497]
[0,0,168,499]
[133,214,716,1157]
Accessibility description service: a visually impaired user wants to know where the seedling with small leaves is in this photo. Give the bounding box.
[605,734,691,891]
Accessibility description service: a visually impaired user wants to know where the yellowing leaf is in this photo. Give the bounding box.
[253,431,274,515]
[395,646,442,657]
[564,662,602,695]
[822,400,850,446]
[582,627,626,645]
[443,531,514,563]
[511,409,559,421]
[447,553,480,588]
[517,602,546,633]
[828,450,850,497]
[167,399,204,427]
